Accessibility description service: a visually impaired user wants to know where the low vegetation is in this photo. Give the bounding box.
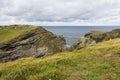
[0,38,120,80]
[0,25,37,44]
[86,30,105,36]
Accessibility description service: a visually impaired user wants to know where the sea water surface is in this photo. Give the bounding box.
[43,26,120,46]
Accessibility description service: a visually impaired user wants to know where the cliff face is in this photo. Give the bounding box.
[0,25,66,62]
[70,29,120,51]
[85,29,120,42]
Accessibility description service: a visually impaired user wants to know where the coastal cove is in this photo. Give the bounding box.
[0,0,120,79]
[43,26,120,46]
[0,25,120,80]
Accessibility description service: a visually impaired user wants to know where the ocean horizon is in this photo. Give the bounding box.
[43,26,120,46]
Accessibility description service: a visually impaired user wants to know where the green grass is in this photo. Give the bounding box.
[0,39,120,80]
[88,30,105,36]
[0,25,36,44]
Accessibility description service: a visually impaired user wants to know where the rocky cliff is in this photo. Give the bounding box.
[70,29,120,51]
[0,25,66,62]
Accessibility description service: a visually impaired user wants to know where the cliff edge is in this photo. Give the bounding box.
[0,25,66,62]
[70,29,120,50]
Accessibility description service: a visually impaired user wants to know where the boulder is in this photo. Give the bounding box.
[70,38,96,51]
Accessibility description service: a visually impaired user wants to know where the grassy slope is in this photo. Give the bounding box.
[0,39,120,80]
[88,30,105,36]
[0,26,36,44]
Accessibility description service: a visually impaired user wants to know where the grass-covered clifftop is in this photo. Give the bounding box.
[0,38,119,80]
[0,25,37,44]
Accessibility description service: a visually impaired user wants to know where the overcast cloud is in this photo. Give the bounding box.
[0,0,120,26]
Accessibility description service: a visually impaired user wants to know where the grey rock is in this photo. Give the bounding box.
[70,29,120,51]
[0,25,66,62]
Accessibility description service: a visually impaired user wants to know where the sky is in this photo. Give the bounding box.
[0,0,120,26]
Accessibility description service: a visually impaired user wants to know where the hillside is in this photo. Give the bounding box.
[0,38,120,80]
[0,25,66,62]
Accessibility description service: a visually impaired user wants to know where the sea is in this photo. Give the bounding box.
[43,26,120,46]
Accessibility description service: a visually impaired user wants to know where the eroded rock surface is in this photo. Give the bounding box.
[70,29,120,51]
[0,25,66,62]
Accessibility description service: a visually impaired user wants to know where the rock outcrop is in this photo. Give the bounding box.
[70,29,120,51]
[0,25,66,62]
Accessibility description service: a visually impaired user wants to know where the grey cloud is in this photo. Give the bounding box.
[0,0,120,25]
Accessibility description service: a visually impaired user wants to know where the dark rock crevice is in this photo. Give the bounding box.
[0,25,66,62]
